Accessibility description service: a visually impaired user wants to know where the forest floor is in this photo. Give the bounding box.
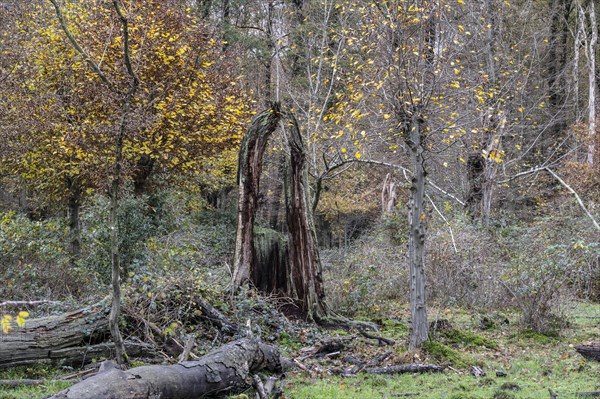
[0,301,598,399]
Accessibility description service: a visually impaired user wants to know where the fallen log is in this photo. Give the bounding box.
[575,344,600,362]
[46,338,284,399]
[0,299,110,368]
[364,363,444,374]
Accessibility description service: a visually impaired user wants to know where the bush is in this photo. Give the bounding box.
[0,211,97,299]
[321,221,408,317]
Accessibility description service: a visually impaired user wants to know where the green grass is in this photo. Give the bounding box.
[286,301,600,399]
[1,302,598,399]
[0,365,73,399]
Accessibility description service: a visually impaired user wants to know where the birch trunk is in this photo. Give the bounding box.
[587,0,597,164]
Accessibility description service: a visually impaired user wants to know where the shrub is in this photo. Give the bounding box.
[0,211,97,299]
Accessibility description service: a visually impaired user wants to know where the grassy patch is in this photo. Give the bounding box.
[286,301,600,399]
[0,366,73,399]
[439,328,499,349]
[422,340,472,368]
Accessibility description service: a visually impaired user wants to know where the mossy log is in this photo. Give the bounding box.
[0,300,110,368]
[47,338,283,399]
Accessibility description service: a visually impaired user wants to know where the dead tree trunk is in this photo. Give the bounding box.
[47,338,284,399]
[232,104,283,290]
[0,300,110,368]
[284,114,328,322]
[575,343,600,361]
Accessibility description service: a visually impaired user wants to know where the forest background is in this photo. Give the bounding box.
[0,0,599,397]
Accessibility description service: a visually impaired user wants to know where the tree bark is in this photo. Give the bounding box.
[407,116,428,349]
[66,176,81,266]
[46,338,284,399]
[284,114,329,322]
[232,104,283,290]
[575,343,600,361]
[0,300,110,368]
[108,0,139,366]
[586,0,597,164]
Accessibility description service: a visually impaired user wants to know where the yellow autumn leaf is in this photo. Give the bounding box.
[16,316,26,328]
[355,151,361,159]
[2,315,12,334]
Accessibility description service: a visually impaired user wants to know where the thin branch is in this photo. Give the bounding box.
[48,0,116,92]
[0,300,62,307]
[503,166,600,231]
[112,0,139,85]
[426,194,458,253]
[545,168,600,231]
[356,158,466,206]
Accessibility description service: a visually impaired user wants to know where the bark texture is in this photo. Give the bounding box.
[46,338,283,399]
[407,116,428,349]
[0,300,110,368]
[575,343,600,362]
[232,104,283,289]
[284,114,328,322]
[232,106,328,321]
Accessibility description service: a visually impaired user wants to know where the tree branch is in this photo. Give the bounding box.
[545,167,600,231]
[48,0,116,92]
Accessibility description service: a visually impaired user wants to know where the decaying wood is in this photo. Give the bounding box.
[283,113,329,322]
[178,335,196,362]
[575,343,600,362]
[470,365,486,377]
[0,299,110,368]
[359,330,396,346]
[192,294,239,335]
[364,363,444,374]
[233,104,283,290]
[47,338,284,399]
[253,374,268,399]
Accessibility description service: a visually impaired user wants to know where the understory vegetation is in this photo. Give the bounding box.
[0,186,598,398]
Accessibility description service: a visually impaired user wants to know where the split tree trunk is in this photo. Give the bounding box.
[233,106,329,322]
[0,300,110,368]
[47,338,283,399]
[284,114,328,322]
[232,104,283,290]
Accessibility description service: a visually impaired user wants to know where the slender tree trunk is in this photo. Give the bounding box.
[108,0,139,366]
[232,104,283,290]
[574,3,585,122]
[586,0,597,164]
[547,0,572,137]
[482,113,506,225]
[66,177,81,266]
[407,117,428,349]
[284,114,328,322]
